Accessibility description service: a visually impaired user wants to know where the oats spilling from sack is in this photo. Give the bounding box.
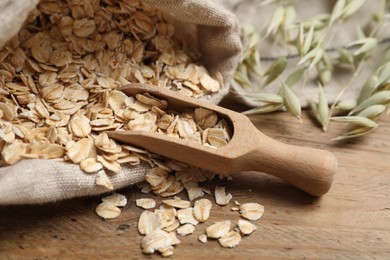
[0,0,228,188]
[98,186,265,257]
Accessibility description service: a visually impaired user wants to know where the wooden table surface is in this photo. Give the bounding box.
[1,99,389,259]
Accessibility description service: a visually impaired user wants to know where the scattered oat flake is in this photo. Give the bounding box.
[176,224,196,236]
[215,186,232,206]
[145,167,169,187]
[164,219,180,232]
[141,184,153,194]
[177,208,199,226]
[186,186,205,201]
[102,193,127,207]
[237,220,257,236]
[158,178,184,198]
[193,199,212,222]
[95,202,121,220]
[206,221,231,239]
[218,231,241,248]
[168,232,181,246]
[239,203,265,221]
[136,198,156,209]
[162,197,190,209]
[198,234,208,243]
[138,210,160,235]
[159,246,174,258]
[155,205,177,229]
[141,229,173,255]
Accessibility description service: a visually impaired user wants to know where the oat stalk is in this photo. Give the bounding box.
[236,0,389,142]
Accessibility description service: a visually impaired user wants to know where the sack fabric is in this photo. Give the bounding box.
[0,0,242,205]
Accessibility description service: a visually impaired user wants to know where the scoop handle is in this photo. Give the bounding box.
[240,131,338,196]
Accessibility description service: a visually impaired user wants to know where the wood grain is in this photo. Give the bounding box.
[0,100,389,259]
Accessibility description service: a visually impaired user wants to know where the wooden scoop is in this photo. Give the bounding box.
[108,84,338,196]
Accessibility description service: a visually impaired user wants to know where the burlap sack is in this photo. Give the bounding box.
[0,0,242,205]
[222,0,390,107]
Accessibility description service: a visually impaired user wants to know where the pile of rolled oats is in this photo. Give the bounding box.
[96,186,265,257]
[0,1,245,255]
[0,0,227,188]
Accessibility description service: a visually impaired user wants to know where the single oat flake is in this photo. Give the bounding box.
[102,193,127,207]
[138,210,160,235]
[218,231,241,248]
[193,199,212,222]
[239,203,265,221]
[215,186,233,206]
[206,221,231,239]
[95,202,121,220]
[163,219,180,232]
[176,224,196,236]
[162,197,191,209]
[155,205,177,229]
[237,220,257,235]
[136,198,156,209]
[198,234,208,243]
[141,229,175,255]
[177,208,199,226]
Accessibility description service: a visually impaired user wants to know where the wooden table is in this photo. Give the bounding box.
[1,100,389,259]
